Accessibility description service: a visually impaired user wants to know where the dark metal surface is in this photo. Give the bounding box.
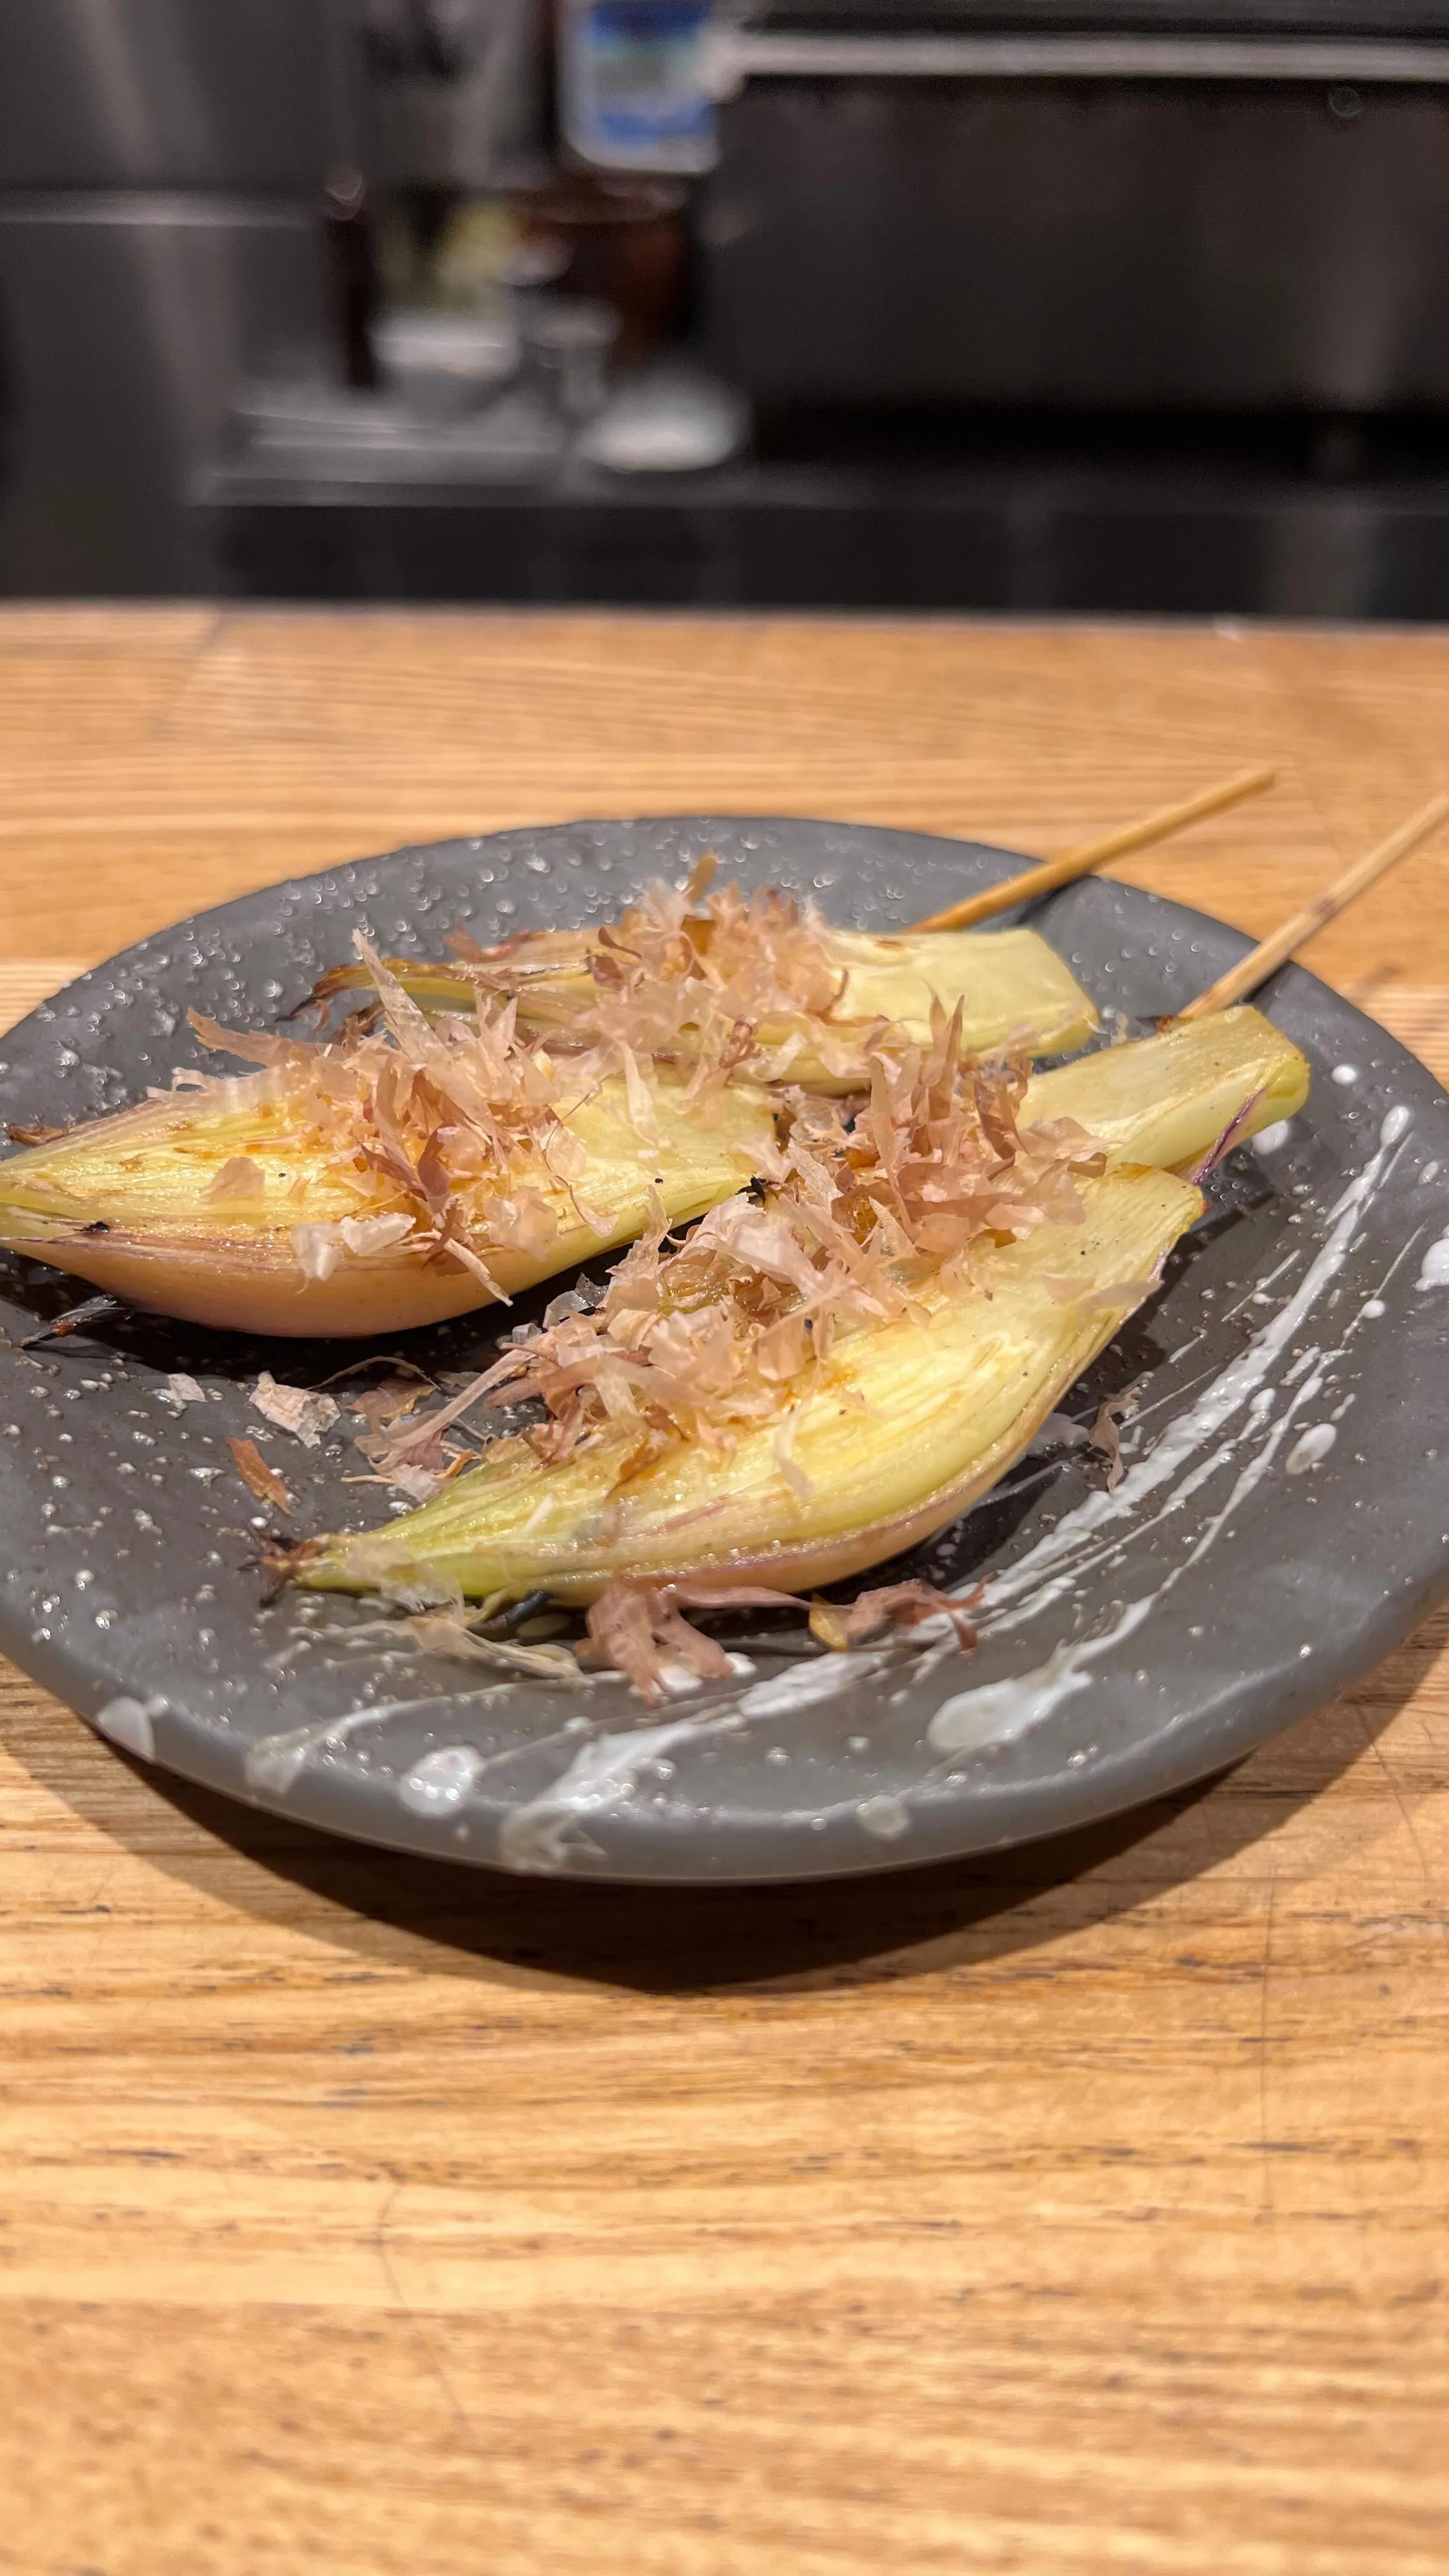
[0,202,327,593]
[0,0,349,594]
[755,0,1449,28]
[359,0,550,188]
[1,819,1446,1883]
[0,0,342,193]
[700,80,1449,410]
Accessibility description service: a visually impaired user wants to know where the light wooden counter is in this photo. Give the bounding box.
[3,608,1448,2575]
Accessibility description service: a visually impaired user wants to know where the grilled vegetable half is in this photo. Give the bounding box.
[296,1162,1200,1604]
[1024,1004,1308,1171]
[0,1061,775,1338]
[0,955,1301,1342]
[292,1005,1306,1614]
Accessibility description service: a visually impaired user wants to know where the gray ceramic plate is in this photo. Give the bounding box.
[2,817,1447,1883]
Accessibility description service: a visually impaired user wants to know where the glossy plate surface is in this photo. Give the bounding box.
[1,817,1446,1883]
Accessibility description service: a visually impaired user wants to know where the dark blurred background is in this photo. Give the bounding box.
[3,0,1449,615]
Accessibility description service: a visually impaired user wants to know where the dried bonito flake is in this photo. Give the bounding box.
[159,1372,208,1411]
[577,1577,806,1699]
[579,1574,981,1701]
[808,1581,981,1653]
[228,1436,292,1511]
[249,1370,339,1448]
[309,855,1101,1089]
[296,1155,1199,1621]
[360,1000,1106,1488]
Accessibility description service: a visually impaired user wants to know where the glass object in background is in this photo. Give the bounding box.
[351,2,749,466]
[542,0,749,469]
[506,171,687,365]
[519,295,618,420]
[371,305,521,415]
[211,0,750,555]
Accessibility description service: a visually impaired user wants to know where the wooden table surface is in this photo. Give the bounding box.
[3,606,1449,2576]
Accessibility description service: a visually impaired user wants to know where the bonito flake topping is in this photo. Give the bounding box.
[378,1000,1107,1484]
[343,855,881,1089]
[183,934,610,1295]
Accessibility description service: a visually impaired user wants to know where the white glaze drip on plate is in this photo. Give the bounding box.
[498,1713,741,1873]
[397,1744,488,1815]
[1417,1229,1449,1290]
[246,1688,509,1795]
[94,1693,164,1760]
[245,1101,1415,1871]
[928,1597,1153,1754]
[1285,1422,1337,1475]
[737,1655,882,1719]
[976,1105,1408,1628]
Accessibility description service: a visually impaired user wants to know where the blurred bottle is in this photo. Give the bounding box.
[321,167,381,390]
[556,0,722,178]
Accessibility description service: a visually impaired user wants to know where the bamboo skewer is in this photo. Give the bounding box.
[908,764,1277,934]
[1178,792,1449,1021]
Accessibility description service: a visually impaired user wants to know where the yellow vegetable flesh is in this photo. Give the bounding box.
[298,1163,1201,1606]
[0,1075,775,1337]
[295,1011,1308,1607]
[1024,1005,1308,1171]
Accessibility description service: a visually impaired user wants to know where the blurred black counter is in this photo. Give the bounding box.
[199,401,1449,619]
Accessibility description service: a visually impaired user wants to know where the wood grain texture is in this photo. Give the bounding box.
[2,608,1448,2576]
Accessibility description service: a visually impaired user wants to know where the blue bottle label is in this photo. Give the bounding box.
[562,0,719,173]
